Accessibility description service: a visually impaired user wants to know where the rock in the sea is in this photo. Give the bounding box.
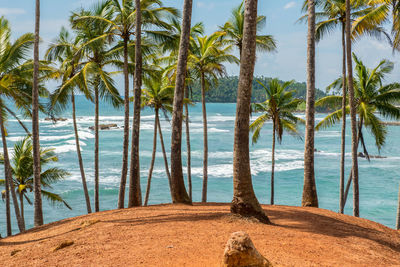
[221,231,272,267]
[44,117,67,122]
[89,124,118,130]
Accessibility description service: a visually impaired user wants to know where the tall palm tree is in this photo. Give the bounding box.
[161,20,204,201]
[219,1,277,58]
[188,33,238,202]
[301,0,391,213]
[128,0,143,207]
[250,79,303,205]
[142,73,175,205]
[71,4,123,212]
[317,54,400,211]
[345,0,359,217]
[33,0,43,227]
[170,0,193,204]
[0,17,35,234]
[231,0,270,223]
[302,0,319,208]
[0,137,71,227]
[74,0,178,209]
[46,28,92,214]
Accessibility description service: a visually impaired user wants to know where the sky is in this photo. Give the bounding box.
[1,0,399,91]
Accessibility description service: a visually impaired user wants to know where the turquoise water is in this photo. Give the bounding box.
[1,96,400,236]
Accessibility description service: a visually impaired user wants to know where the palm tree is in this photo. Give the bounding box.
[0,137,71,226]
[302,0,319,208]
[219,1,276,58]
[161,20,204,201]
[301,0,391,213]
[316,54,400,210]
[33,0,43,227]
[0,17,36,234]
[46,28,92,214]
[345,0,359,217]
[300,0,391,213]
[74,0,178,209]
[188,33,238,202]
[231,0,270,224]
[128,0,143,207]
[170,0,193,204]
[250,79,303,205]
[141,73,175,205]
[71,4,123,212]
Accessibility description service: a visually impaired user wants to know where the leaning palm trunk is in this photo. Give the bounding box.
[345,0,360,218]
[0,110,25,232]
[4,106,31,135]
[33,0,43,227]
[118,36,130,209]
[271,121,276,205]
[20,193,25,227]
[302,0,318,207]
[71,92,91,214]
[2,109,12,236]
[343,119,363,208]
[144,109,159,206]
[231,0,270,224]
[201,73,208,203]
[94,85,100,212]
[396,182,400,230]
[169,0,192,204]
[339,22,347,214]
[185,86,192,201]
[157,116,172,190]
[128,0,143,208]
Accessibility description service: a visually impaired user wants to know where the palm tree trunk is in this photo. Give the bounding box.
[184,86,192,201]
[33,0,43,227]
[345,0,360,218]
[144,109,159,206]
[201,73,208,203]
[94,84,100,212]
[71,92,91,214]
[1,109,12,236]
[170,0,192,204]
[20,193,25,227]
[118,35,130,209]
[157,114,172,191]
[4,156,11,236]
[128,0,143,207]
[343,118,363,208]
[4,106,31,135]
[271,121,276,205]
[339,22,347,214]
[0,108,25,232]
[231,0,270,224]
[302,0,319,208]
[396,181,400,230]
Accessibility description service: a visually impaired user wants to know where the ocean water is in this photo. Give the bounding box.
[1,96,400,236]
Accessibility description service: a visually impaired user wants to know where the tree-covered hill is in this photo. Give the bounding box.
[190,76,326,104]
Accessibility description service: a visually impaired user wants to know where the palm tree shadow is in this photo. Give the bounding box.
[266,207,400,253]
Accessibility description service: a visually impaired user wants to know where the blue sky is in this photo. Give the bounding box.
[1,0,399,90]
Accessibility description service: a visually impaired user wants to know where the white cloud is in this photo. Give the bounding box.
[0,8,26,16]
[284,2,296,9]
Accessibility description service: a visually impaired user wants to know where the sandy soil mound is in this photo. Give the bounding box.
[1,203,399,266]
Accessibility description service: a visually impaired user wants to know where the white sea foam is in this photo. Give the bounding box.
[190,127,230,133]
[208,115,236,122]
[65,140,87,146]
[51,144,77,154]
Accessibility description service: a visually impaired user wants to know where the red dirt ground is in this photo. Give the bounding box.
[1,203,400,266]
